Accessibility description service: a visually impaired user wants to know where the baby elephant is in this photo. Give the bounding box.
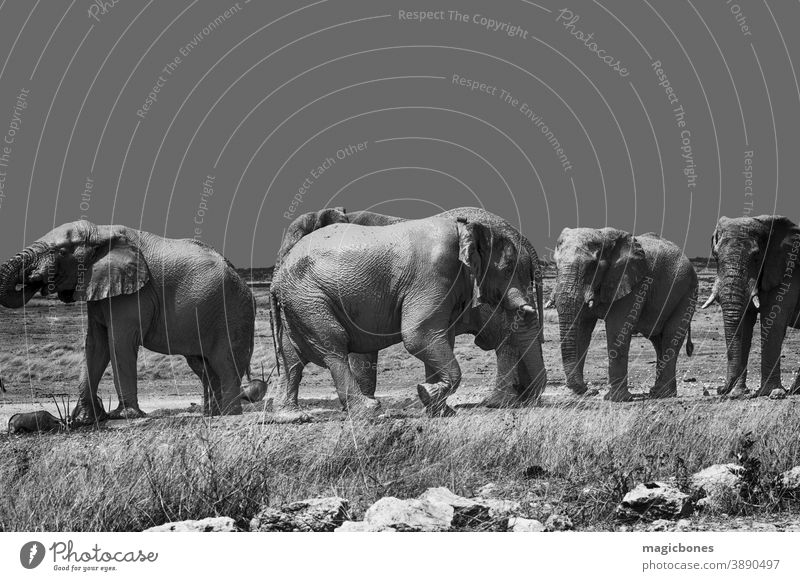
[8,410,64,434]
[553,228,698,401]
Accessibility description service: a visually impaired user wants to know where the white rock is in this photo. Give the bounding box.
[336,497,454,532]
[690,464,744,510]
[508,517,545,532]
[144,517,237,532]
[779,466,800,492]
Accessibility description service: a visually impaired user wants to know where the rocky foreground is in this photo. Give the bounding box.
[144,464,800,532]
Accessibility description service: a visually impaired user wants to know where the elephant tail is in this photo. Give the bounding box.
[269,286,282,377]
[686,325,694,357]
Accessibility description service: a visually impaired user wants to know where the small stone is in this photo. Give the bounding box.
[545,513,574,531]
[335,521,371,532]
[508,517,545,532]
[646,519,674,532]
[144,517,238,532]
[675,519,693,531]
[683,377,697,383]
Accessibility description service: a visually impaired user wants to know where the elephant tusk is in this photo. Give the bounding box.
[700,292,717,309]
[752,294,760,309]
[544,298,554,309]
[587,299,594,309]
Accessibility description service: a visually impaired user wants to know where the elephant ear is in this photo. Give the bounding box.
[77,241,150,302]
[457,218,490,307]
[756,215,800,291]
[600,230,648,304]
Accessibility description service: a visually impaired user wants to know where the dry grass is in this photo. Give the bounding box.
[2,398,799,532]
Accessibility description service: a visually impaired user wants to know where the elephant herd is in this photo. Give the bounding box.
[1,212,799,426]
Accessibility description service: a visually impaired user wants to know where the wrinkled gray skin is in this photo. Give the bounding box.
[703,215,800,398]
[553,228,697,401]
[8,410,63,434]
[276,207,546,408]
[0,221,255,424]
[271,214,544,419]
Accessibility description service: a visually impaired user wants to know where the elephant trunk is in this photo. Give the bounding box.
[555,266,589,391]
[0,242,49,308]
[718,273,756,394]
[511,318,547,398]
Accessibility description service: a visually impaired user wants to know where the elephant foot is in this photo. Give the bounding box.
[272,408,312,424]
[756,384,784,398]
[70,397,109,427]
[789,382,800,396]
[481,390,525,409]
[604,388,634,402]
[568,385,600,398]
[417,384,456,418]
[649,387,677,399]
[722,387,749,399]
[769,388,787,400]
[109,405,147,420]
[345,398,382,419]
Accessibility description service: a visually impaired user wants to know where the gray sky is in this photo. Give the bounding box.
[0,0,798,266]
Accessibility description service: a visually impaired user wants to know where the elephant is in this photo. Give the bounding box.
[275,206,546,408]
[701,215,800,397]
[0,220,255,424]
[270,213,545,419]
[552,228,697,401]
[8,410,63,434]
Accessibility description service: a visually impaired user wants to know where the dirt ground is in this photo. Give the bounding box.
[1,261,798,426]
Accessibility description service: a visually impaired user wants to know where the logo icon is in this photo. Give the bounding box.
[20,541,45,569]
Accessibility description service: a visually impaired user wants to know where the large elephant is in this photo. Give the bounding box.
[270,214,545,419]
[0,221,255,423]
[702,215,800,397]
[275,206,546,408]
[553,228,697,401]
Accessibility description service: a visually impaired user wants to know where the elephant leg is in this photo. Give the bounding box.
[757,290,796,396]
[71,321,111,426]
[185,356,217,414]
[207,351,244,416]
[482,343,527,408]
[272,342,310,423]
[604,318,634,402]
[404,326,460,417]
[650,309,690,399]
[789,366,800,396]
[349,352,378,397]
[107,326,145,419]
[325,354,381,417]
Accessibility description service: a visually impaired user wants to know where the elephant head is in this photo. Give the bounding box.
[703,215,800,394]
[0,220,150,308]
[553,227,648,391]
[457,217,546,395]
